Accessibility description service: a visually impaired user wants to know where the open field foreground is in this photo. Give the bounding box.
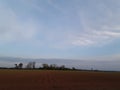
[0,70,120,90]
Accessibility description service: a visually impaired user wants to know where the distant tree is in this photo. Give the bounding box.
[50,64,57,69]
[60,65,66,70]
[33,62,36,69]
[72,67,76,70]
[41,64,67,70]
[14,63,23,69]
[19,63,23,69]
[14,64,18,69]
[42,63,49,69]
[26,62,36,69]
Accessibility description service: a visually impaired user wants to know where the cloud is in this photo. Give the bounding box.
[88,53,120,61]
[68,0,120,47]
[71,29,120,46]
[43,0,120,47]
[1,0,120,48]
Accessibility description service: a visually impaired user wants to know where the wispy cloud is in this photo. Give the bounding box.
[45,0,120,47]
[1,0,120,48]
[68,0,120,47]
[0,2,39,44]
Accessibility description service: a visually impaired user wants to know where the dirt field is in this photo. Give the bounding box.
[0,70,120,90]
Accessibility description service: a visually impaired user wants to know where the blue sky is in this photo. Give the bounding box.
[0,0,120,61]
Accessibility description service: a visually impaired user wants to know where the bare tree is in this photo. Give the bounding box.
[19,63,23,69]
[33,62,36,69]
[14,63,23,69]
[14,64,18,69]
[50,64,57,69]
[60,65,65,70]
[26,62,36,69]
[42,63,49,69]
[72,67,76,70]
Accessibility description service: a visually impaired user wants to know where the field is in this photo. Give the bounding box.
[0,70,120,90]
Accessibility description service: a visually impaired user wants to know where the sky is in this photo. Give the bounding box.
[0,0,120,63]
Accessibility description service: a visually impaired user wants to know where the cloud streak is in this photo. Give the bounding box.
[69,0,120,46]
[1,0,120,48]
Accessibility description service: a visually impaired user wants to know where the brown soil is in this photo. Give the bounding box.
[0,70,120,90]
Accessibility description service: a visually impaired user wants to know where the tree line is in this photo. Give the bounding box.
[14,62,76,70]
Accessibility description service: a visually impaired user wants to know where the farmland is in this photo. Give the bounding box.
[0,70,120,90]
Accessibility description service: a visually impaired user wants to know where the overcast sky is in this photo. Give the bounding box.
[0,0,120,62]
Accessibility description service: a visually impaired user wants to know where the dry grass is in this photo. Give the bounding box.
[0,70,120,90]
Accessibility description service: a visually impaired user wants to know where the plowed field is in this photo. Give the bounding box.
[0,70,120,90]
